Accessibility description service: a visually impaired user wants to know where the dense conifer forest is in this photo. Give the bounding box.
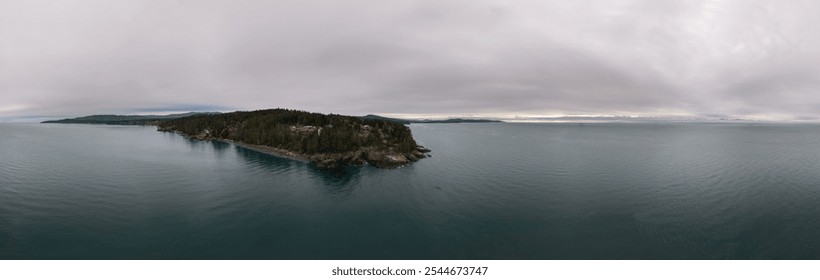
[157,109,420,155]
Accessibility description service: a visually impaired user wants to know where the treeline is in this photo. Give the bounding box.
[157,109,419,154]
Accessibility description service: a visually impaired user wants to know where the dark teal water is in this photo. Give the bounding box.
[1,123,819,259]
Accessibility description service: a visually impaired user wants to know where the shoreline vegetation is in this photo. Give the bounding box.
[44,109,433,169]
[226,137,431,168]
[222,139,311,163]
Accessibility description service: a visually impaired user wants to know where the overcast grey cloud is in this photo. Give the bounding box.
[2,0,820,121]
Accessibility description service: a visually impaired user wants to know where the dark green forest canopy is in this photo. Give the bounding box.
[157,108,419,154]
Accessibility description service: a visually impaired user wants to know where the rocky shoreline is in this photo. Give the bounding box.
[159,128,431,169]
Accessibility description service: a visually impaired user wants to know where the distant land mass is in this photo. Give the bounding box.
[41,112,217,125]
[44,109,431,168]
[360,114,503,124]
[43,112,502,125]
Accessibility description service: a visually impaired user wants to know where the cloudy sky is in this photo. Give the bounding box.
[2,0,820,121]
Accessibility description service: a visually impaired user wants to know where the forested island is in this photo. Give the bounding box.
[156,109,430,168]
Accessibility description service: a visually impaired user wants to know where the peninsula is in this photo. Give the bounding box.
[156,109,430,168]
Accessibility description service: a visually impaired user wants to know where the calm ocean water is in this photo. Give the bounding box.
[0,123,818,259]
